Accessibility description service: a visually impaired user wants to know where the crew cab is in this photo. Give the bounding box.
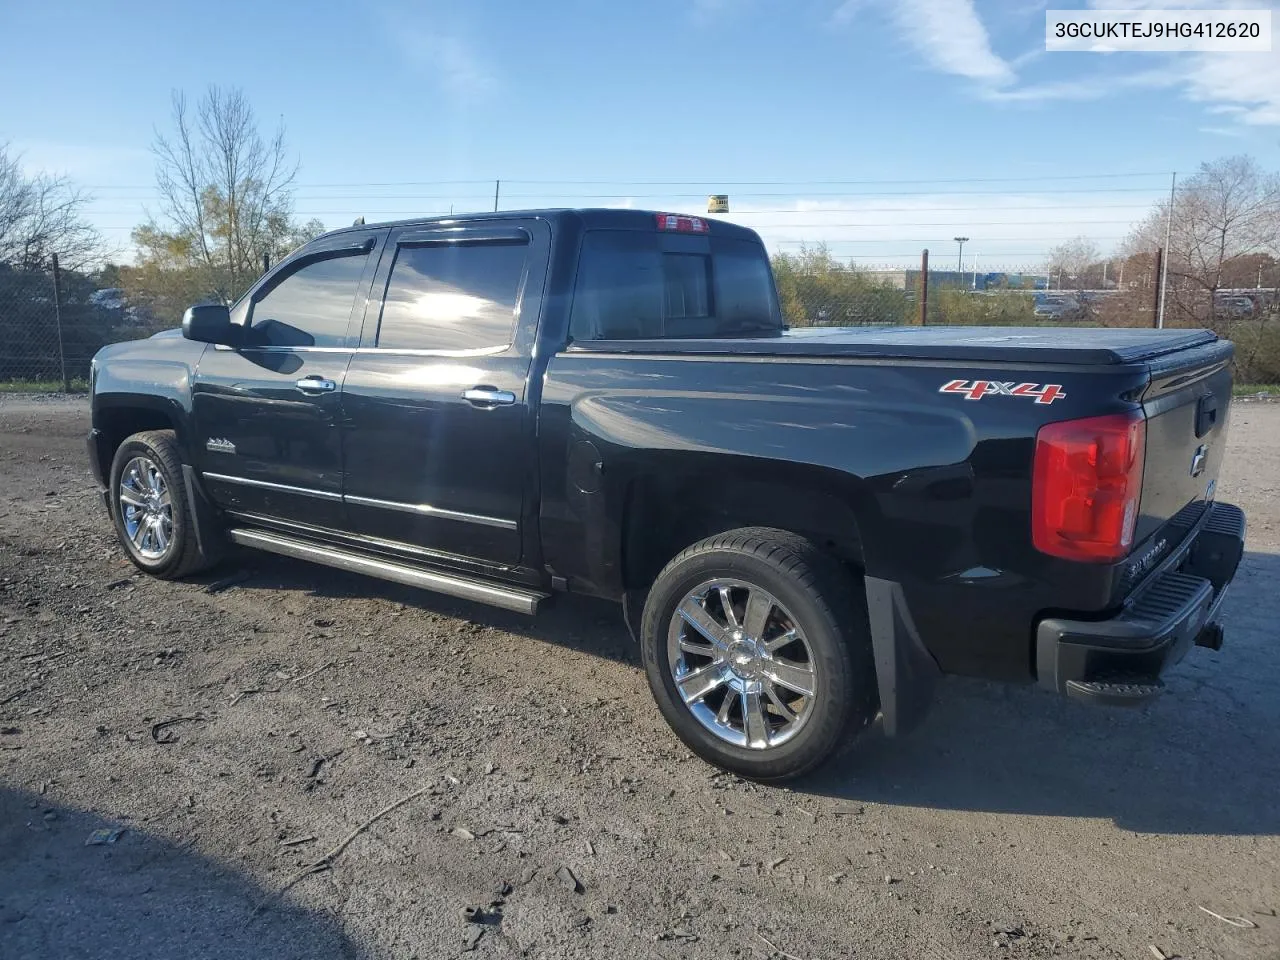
[86,209,1246,781]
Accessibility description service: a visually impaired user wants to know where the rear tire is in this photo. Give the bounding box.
[640,527,877,782]
[108,430,217,579]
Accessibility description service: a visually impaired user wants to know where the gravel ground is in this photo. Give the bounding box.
[1,394,1277,960]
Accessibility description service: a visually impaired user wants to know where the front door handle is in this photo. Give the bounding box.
[295,376,337,394]
[462,386,517,407]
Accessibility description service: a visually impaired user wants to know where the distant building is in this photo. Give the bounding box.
[902,270,1047,291]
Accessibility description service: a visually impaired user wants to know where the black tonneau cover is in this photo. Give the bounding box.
[571,326,1219,366]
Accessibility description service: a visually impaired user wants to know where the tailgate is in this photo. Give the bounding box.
[1132,338,1234,554]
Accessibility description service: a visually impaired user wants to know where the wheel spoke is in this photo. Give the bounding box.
[764,628,799,654]
[678,637,718,660]
[742,589,773,640]
[716,690,736,726]
[765,683,798,722]
[130,517,149,548]
[146,467,164,495]
[676,598,730,652]
[762,657,815,697]
[718,586,739,629]
[676,663,728,704]
[742,689,769,748]
[119,487,148,508]
[152,518,170,551]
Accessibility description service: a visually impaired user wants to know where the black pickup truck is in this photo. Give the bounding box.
[87,209,1246,781]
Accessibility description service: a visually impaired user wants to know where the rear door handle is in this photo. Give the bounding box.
[295,376,337,394]
[462,386,516,407]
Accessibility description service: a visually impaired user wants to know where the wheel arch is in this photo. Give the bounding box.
[620,455,875,595]
[91,394,189,486]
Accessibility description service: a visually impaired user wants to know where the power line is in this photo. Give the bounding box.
[81,171,1171,190]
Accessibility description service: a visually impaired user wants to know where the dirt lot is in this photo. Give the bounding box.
[0,396,1277,960]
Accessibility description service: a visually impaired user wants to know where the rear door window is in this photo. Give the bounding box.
[376,239,529,352]
[570,230,781,341]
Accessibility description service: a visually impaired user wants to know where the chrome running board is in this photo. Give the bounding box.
[226,528,548,615]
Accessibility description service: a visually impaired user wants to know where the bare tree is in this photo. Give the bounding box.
[0,143,101,271]
[1044,236,1101,291]
[138,86,321,303]
[1125,155,1280,329]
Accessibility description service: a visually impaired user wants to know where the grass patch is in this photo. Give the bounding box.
[1233,383,1280,396]
[0,378,90,394]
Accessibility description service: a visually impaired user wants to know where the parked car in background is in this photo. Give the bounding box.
[1034,293,1085,321]
[1215,295,1255,319]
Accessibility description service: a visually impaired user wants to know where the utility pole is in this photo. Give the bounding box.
[954,236,969,277]
[494,179,501,212]
[1157,171,1176,329]
[51,253,68,392]
[919,248,929,326]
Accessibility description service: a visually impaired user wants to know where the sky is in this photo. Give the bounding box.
[2,0,1279,270]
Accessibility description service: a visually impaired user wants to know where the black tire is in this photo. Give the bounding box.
[108,429,216,579]
[641,527,877,782]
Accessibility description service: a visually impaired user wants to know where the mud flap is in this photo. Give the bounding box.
[181,464,227,565]
[621,588,646,644]
[864,576,941,737]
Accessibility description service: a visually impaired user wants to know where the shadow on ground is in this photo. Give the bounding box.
[804,550,1280,837]
[194,549,639,667]
[196,548,1280,839]
[0,787,366,960]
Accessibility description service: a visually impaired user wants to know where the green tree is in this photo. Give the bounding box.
[771,245,907,326]
[124,86,323,325]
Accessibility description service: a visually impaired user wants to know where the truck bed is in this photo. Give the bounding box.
[570,325,1218,366]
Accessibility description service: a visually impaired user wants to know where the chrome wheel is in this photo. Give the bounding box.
[118,456,174,561]
[667,578,817,750]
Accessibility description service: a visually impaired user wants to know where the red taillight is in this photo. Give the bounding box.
[655,213,709,233]
[1032,411,1146,563]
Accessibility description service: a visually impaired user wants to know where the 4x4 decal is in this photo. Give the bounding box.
[939,379,1067,405]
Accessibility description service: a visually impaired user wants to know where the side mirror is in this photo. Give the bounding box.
[182,303,239,346]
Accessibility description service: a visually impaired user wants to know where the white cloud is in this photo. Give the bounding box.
[388,18,497,99]
[840,0,1280,126]
[890,0,1014,84]
[1182,44,1280,125]
[1080,0,1280,126]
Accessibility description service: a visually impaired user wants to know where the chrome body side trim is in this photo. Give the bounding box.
[343,494,516,530]
[204,474,515,530]
[202,472,343,502]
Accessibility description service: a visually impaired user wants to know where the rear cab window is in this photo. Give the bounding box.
[569,228,781,341]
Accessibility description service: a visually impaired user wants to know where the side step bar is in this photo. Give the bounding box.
[226,528,549,615]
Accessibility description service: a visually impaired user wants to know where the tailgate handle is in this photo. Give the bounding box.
[1196,394,1218,438]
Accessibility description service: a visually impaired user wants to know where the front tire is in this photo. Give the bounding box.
[108,430,215,579]
[640,527,877,782]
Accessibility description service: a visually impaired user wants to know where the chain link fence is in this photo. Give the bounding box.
[774,251,1280,384]
[0,258,137,390]
[3,246,1278,391]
